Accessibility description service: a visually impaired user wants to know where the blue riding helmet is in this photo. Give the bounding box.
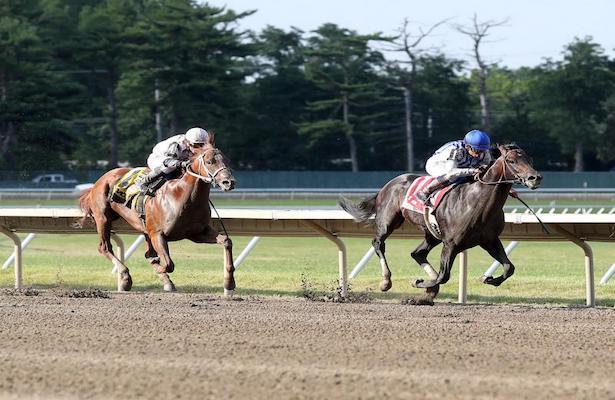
[463,130,491,151]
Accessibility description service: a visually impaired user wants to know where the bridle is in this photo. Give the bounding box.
[476,148,550,234]
[476,150,526,186]
[185,149,229,187]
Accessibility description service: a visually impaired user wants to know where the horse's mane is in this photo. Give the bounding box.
[490,143,520,159]
[501,143,519,150]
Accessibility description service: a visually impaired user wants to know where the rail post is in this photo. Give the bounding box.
[0,226,22,289]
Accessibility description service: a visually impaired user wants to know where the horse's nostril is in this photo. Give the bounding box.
[222,180,230,186]
[527,175,537,181]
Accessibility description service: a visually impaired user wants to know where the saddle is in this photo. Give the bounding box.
[109,168,151,218]
[401,176,457,240]
[401,176,455,214]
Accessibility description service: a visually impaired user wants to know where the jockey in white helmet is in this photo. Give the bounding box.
[138,127,209,195]
[416,129,492,206]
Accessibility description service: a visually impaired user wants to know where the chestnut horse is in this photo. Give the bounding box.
[77,134,236,294]
[339,144,542,301]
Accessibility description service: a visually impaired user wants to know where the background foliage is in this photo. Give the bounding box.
[1,0,615,172]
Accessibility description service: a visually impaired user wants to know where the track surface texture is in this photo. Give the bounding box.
[0,291,614,400]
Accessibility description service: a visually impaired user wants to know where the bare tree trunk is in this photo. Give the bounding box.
[170,103,178,136]
[154,80,163,143]
[343,93,359,172]
[574,142,584,172]
[478,67,491,131]
[107,79,119,168]
[393,18,448,171]
[455,14,507,132]
[403,87,414,171]
[0,70,17,167]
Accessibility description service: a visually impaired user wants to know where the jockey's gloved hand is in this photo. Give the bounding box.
[477,165,488,173]
[181,160,191,169]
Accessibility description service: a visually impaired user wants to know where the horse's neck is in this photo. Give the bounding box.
[180,173,210,207]
[162,173,211,214]
[475,159,510,218]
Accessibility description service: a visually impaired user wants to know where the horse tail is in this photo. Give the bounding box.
[338,194,377,223]
[74,188,93,229]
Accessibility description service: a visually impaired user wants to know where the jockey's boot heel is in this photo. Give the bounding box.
[138,168,163,196]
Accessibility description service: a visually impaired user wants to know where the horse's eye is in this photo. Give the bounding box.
[509,159,516,164]
[206,160,213,165]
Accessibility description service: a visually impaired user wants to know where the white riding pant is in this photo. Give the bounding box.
[425,157,475,182]
[147,154,175,174]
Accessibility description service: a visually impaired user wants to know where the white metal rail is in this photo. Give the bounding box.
[1,208,615,306]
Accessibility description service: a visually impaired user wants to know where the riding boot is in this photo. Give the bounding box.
[138,167,163,196]
[416,178,448,206]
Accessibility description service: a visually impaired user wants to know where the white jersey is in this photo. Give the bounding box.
[425,140,492,180]
[147,134,193,173]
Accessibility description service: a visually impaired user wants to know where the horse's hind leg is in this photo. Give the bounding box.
[373,213,404,292]
[480,239,515,287]
[93,210,132,291]
[410,234,442,280]
[148,233,176,292]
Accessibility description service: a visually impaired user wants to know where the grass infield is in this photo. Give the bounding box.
[1,233,614,307]
[1,197,614,307]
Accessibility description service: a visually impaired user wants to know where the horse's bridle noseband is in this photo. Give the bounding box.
[476,151,525,186]
[185,149,230,187]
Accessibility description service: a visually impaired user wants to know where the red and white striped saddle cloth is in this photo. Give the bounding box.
[401,176,455,214]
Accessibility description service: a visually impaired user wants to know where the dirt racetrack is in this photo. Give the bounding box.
[0,291,614,400]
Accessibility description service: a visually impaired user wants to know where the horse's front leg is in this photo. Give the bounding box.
[190,226,235,296]
[413,243,459,289]
[148,232,176,292]
[480,239,515,287]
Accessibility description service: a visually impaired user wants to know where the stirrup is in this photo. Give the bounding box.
[416,192,431,206]
[138,185,155,197]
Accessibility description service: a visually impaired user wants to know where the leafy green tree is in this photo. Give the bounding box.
[299,24,389,171]
[0,0,80,170]
[234,26,317,169]
[594,94,615,167]
[530,37,615,171]
[72,1,134,167]
[118,0,254,166]
[484,67,564,169]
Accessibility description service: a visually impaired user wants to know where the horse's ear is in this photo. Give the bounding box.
[208,131,215,146]
[491,145,502,158]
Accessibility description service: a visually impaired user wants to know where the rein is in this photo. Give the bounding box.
[476,151,550,235]
[184,149,231,237]
[185,151,229,187]
[476,154,523,186]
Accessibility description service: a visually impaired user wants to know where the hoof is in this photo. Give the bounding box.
[119,273,132,292]
[425,284,440,298]
[480,275,490,284]
[163,282,177,292]
[482,275,503,287]
[379,280,392,292]
[224,289,235,297]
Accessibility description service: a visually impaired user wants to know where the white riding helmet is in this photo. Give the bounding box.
[185,127,209,145]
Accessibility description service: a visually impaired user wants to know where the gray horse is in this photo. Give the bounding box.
[339,144,542,301]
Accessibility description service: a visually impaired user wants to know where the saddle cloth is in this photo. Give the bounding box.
[401,176,455,214]
[110,168,149,217]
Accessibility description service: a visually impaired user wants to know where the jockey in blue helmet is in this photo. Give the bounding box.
[416,130,492,206]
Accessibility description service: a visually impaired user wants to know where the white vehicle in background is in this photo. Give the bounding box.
[31,174,78,185]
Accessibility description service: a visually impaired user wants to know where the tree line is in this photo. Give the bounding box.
[1,0,615,172]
